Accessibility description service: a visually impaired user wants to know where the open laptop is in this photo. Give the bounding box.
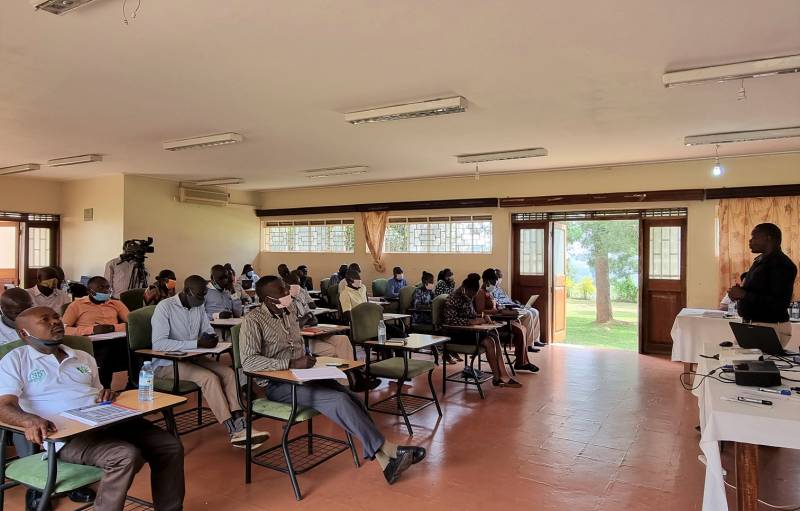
[523,294,540,309]
[729,322,786,356]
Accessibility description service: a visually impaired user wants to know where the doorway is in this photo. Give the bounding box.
[0,213,60,288]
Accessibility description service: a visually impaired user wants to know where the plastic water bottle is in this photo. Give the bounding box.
[727,301,737,317]
[138,361,154,402]
[377,320,387,344]
[792,301,800,320]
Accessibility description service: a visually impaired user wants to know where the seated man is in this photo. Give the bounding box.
[1,288,33,345]
[0,307,184,511]
[26,266,71,313]
[204,265,243,320]
[338,263,362,292]
[144,269,177,306]
[385,266,407,300]
[151,275,268,448]
[62,276,130,388]
[338,269,368,321]
[240,276,425,484]
[297,265,313,291]
[492,269,544,350]
[328,264,348,291]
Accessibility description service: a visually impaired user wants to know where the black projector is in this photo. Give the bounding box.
[733,360,782,387]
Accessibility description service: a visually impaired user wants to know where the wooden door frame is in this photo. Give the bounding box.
[22,221,60,288]
[512,221,551,342]
[550,221,567,342]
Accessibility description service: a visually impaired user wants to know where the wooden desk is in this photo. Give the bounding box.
[301,324,350,338]
[136,343,232,361]
[245,357,364,384]
[382,313,411,321]
[444,322,504,332]
[87,331,128,342]
[210,317,244,327]
[362,333,449,351]
[310,307,337,316]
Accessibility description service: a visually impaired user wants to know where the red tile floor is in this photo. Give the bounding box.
[7,344,800,510]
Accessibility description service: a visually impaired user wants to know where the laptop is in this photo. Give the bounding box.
[523,294,540,309]
[729,322,786,357]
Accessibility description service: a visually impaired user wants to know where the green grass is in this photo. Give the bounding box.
[563,299,638,351]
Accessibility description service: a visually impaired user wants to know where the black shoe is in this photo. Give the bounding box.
[351,376,381,393]
[514,363,540,373]
[26,489,51,511]
[383,449,414,485]
[527,346,541,353]
[461,367,484,380]
[533,341,546,347]
[397,445,426,465]
[69,487,96,503]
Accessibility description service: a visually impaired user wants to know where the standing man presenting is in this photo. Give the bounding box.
[728,223,797,347]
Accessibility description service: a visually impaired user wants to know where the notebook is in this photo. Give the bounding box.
[60,402,140,427]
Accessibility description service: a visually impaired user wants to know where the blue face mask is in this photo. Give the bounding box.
[486,284,496,293]
[93,292,111,303]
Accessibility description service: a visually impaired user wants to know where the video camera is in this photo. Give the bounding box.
[121,237,155,263]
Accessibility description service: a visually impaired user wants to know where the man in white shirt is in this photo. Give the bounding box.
[0,288,32,345]
[26,267,71,313]
[151,275,268,448]
[0,306,184,511]
[339,269,368,321]
[493,269,544,350]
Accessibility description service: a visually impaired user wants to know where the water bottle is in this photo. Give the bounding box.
[377,320,387,344]
[727,301,737,317]
[792,301,800,320]
[138,361,154,402]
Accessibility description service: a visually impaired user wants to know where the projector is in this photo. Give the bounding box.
[733,360,781,387]
[31,0,100,15]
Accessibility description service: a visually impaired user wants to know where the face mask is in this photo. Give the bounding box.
[289,284,301,297]
[212,281,224,291]
[446,276,454,283]
[497,278,503,286]
[165,279,176,290]
[426,283,434,291]
[186,294,205,308]
[351,279,362,289]
[396,274,404,281]
[92,292,111,303]
[246,271,254,278]
[21,329,61,349]
[486,284,496,293]
[273,295,293,309]
[39,278,58,289]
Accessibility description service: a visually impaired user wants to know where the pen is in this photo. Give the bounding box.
[759,387,791,396]
[738,396,772,406]
[98,401,113,405]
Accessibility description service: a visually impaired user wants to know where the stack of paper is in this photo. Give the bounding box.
[290,367,347,381]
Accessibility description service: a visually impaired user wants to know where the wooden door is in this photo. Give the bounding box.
[551,222,567,342]
[0,221,20,287]
[640,218,687,354]
[512,222,550,342]
[23,222,59,288]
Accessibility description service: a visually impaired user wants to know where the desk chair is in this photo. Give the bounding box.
[325,285,342,323]
[0,337,157,511]
[126,306,215,435]
[371,278,388,298]
[119,288,146,312]
[434,295,491,400]
[231,324,359,501]
[402,286,440,365]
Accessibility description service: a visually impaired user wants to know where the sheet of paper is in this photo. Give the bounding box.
[290,367,348,381]
[185,342,232,354]
[88,331,127,341]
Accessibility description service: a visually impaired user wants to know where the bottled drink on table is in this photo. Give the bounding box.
[138,361,154,402]
[378,320,387,344]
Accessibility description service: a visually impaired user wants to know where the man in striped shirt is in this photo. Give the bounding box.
[239,275,426,485]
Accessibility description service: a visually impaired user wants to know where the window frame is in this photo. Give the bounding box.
[381,215,493,255]
[261,219,356,254]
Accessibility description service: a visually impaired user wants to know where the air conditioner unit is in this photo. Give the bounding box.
[178,187,229,206]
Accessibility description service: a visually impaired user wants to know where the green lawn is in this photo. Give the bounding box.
[563,299,638,351]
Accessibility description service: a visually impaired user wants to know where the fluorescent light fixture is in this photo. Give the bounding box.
[31,0,99,15]
[456,147,548,164]
[189,178,244,186]
[47,154,102,167]
[684,127,800,146]
[345,96,466,124]
[304,166,369,179]
[163,132,244,151]
[0,163,40,176]
[663,54,800,87]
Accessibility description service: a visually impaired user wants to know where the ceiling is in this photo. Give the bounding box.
[1,0,799,190]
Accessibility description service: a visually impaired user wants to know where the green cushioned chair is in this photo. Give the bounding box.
[436,295,490,400]
[326,285,341,318]
[349,302,382,344]
[0,336,103,510]
[231,324,359,501]
[126,305,210,434]
[371,278,388,298]
[120,288,146,312]
[369,358,435,380]
[397,285,415,315]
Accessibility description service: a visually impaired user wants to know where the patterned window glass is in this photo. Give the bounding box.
[649,226,681,279]
[519,228,544,275]
[384,217,492,254]
[27,227,51,268]
[262,220,354,253]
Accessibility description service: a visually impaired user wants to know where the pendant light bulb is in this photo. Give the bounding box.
[712,144,724,177]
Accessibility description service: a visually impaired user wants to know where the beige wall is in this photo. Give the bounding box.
[122,175,261,282]
[60,175,126,279]
[0,176,62,214]
[257,153,800,308]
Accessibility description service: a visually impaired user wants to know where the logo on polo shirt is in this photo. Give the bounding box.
[28,368,46,383]
[76,365,91,375]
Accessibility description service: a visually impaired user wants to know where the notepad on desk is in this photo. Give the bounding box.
[290,367,348,381]
[384,339,407,346]
[60,402,140,427]
[185,342,232,355]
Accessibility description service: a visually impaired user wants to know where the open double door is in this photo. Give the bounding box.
[511,215,686,354]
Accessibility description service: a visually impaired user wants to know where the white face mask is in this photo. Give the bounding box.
[396,274,404,281]
[274,295,293,309]
[351,279,362,289]
[289,284,301,297]
[426,283,434,291]
[497,278,503,286]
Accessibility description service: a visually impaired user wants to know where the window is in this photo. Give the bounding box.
[519,228,544,275]
[383,216,492,254]
[649,226,681,279]
[262,219,355,253]
[27,227,51,268]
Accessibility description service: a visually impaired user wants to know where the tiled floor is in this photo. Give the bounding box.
[7,344,800,510]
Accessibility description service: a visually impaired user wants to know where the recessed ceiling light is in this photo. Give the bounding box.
[0,163,40,176]
[663,54,800,87]
[189,178,245,186]
[47,154,102,167]
[456,148,548,164]
[163,133,244,151]
[303,166,370,179]
[684,127,800,146]
[345,97,466,124]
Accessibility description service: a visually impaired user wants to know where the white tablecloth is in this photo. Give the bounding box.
[671,308,800,364]
[693,341,800,511]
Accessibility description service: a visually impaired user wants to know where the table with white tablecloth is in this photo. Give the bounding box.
[693,341,800,511]
[671,308,800,365]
